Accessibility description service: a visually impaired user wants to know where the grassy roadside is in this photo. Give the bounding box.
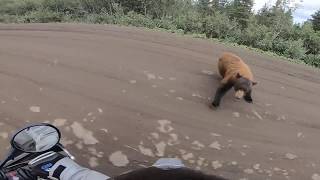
[0,0,319,68]
[120,24,308,67]
[0,20,309,68]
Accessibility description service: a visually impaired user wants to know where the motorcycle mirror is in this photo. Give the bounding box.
[11,124,61,153]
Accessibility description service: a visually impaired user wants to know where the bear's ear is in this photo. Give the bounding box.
[252,81,258,86]
[236,73,242,78]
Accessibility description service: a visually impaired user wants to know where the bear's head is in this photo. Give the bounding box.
[233,73,257,101]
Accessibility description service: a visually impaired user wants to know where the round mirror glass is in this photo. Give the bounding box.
[12,124,60,152]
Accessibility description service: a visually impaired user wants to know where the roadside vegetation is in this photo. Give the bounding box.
[1,0,320,67]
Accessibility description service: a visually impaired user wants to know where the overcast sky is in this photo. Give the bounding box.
[253,0,320,24]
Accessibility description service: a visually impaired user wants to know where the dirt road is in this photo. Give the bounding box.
[0,24,320,180]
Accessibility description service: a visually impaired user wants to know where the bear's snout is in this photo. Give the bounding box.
[235,90,244,99]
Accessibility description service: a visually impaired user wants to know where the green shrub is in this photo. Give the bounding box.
[23,10,63,23]
[82,13,115,24]
[125,11,156,28]
[109,11,156,28]
[0,0,40,15]
[223,28,242,44]
[174,11,202,34]
[256,32,274,51]
[77,0,113,15]
[284,39,306,59]
[0,14,19,23]
[202,12,239,39]
[240,18,269,47]
[304,32,320,55]
[303,54,320,67]
[272,38,290,55]
[154,18,177,31]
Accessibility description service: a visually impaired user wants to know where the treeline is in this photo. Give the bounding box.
[0,0,320,67]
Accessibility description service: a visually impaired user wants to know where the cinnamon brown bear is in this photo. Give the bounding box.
[212,52,257,107]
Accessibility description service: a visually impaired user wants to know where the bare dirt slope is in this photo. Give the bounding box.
[0,24,320,180]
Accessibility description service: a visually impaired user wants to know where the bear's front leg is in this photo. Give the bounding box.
[212,83,233,107]
[244,90,253,103]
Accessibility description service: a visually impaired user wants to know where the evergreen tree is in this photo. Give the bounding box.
[227,0,253,29]
[311,9,320,31]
